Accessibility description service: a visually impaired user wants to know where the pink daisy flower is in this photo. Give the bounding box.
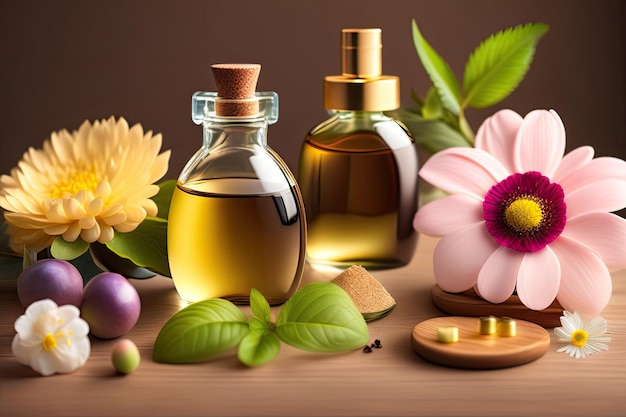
[414,109,626,317]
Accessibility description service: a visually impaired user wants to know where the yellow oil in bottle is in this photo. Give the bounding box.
[168,178,305,304]
[299,130,418,269]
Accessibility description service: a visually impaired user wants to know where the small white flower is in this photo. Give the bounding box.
[554,310,611,358]
[12,299,91,376]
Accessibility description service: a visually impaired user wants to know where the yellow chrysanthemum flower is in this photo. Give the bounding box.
[0,117,171,253]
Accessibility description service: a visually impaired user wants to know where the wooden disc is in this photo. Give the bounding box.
[431,285,563,328]
[411,316,550,369]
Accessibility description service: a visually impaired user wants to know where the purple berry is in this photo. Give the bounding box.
[17,259,83,308]
[81,272,141,339]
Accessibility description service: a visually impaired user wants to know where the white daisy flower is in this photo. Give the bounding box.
[12,299,91,376]
[554,310,611,358]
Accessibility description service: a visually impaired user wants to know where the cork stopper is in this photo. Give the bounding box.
[211,63,261,116]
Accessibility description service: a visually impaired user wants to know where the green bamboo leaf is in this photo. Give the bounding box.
[152,179,176,220]
[412,19,462,115]
[50,236,89,260]
[463,23,549,108]
[153,298,250,363]
[105,217,170,277]
[238,319,281,367]
[275,282,369,352]
[250,288,271,323]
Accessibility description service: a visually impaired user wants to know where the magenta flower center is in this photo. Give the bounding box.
[483,171,566,252]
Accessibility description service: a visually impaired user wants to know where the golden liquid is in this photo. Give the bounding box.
[299,130,418,269]
[168,179,305,304]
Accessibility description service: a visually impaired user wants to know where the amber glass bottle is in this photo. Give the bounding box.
[298,29,418,269]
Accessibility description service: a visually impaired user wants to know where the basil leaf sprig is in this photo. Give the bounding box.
[275,282,370,353]
[393,20,549,154]
[153,283,370,367]
[237,288,281,367]
[152,298,250,363]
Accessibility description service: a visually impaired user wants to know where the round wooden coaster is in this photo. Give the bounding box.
[431,285,563,328]
[411,316,550,369]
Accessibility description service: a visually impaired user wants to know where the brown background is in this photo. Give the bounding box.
[1,0,624,183]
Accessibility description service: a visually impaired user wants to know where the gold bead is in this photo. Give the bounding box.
[479,316,497,335]
[497,317,517,337]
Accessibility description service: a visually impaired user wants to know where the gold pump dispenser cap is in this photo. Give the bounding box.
[324,28,400,111]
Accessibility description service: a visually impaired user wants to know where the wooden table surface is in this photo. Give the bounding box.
[1,235,625,417]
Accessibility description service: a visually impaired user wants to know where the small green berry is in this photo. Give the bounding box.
[111,339,141,374]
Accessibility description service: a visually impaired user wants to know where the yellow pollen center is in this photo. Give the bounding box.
[42,333,57,351]
[571,329,588,347]
[49,170,99,199]
[505,198,543,231]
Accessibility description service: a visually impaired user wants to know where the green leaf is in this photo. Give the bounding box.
[250,288,271,323]
[69,249,104,284]
[152,179,176,220]
[50,237,89,260]
[275,282,369,353]
[89,243,155,279]
[463,23,549,108]
[422,87,444,120]
[105,217,170,277]
[238,319,281,367]
[0,253,23,280]
[412,19,462,115]
[390,108,471,153]
[23,247,34,270]
[153,298,250,363]
[410,88,424,108]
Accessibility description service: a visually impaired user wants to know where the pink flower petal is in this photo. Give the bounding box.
[476,246,522,303]
[475,109,523,173]
[413,195,483,236]
[557,156,626,194]
[552,236,612,317]
[514,109,566,177]
[565,178,626,218]
[419,148,508,200]
[433,223,498,293]
[553,146,595,183]
[562,212,626,270]
[516,247,561,310]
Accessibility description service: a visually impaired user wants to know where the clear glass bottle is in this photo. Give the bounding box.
[298,29,418,269]
[168,64,306,304]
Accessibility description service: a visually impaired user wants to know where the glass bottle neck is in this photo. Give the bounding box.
[203,119,268,150]
[333,110,389,121]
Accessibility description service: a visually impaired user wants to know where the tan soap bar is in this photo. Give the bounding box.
[331,265,395,314]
